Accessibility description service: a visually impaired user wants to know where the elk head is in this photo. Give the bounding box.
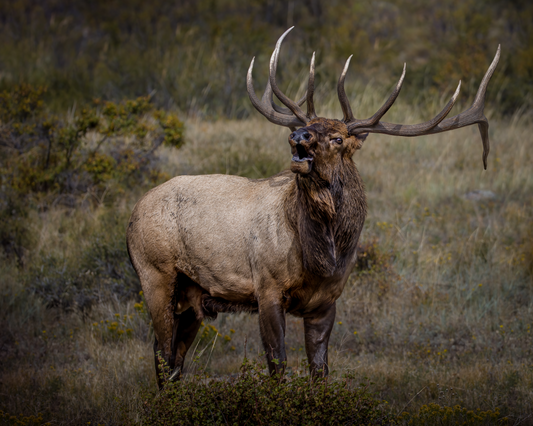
[247,27,501,175]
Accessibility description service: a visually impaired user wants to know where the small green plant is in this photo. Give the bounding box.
[92,314,134,341]
[139,357,394,425]
[197,323,221,342]
[354,239,394,274]
[351,240,397,301]
[398,403,507,425]
[91,292,151,342]
[0,410,51,426]
[133,291,149,318]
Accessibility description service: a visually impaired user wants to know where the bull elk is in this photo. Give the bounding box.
[127,27,500,387]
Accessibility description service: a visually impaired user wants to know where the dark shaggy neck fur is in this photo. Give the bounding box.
[286,157,367,277]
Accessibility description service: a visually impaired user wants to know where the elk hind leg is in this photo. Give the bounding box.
[134,265,176,388]
[167,274,204,381]
[168,307,202,381]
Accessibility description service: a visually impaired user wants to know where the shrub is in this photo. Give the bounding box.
[91,293,150,342]
[0,85,183,200]
[354,239,394,274]
[0,84,184,263]
[26,210,141,311]
[398,403,508,425]
[0,410,51,426]
[139,357,395,425]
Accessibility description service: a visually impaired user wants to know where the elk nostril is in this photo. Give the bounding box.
[290,132,296,139]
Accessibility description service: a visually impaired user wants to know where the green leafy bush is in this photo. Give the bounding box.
[0,84,184,263]
[0,410,51,426]
[398,403,507,425]
[139,357,395,425]
[354,239,395,275]
[0,85,183,200]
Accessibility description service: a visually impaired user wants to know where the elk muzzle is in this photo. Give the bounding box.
[289,128,314,174]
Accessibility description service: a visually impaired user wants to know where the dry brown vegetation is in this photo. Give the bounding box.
[1,86,532,423]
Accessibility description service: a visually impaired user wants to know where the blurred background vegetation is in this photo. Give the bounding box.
[0,0,531,117]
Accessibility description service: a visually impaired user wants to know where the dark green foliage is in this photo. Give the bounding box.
[0,0,529,116]
[27,211,140,311]
[79,211,142,300]
[354,240,394,275]
[0,410,50,426]
[0,84,184,264]
[0,187,31,266]
[0,86,183,199]
[398,403,507,425]
[140,357,395,425]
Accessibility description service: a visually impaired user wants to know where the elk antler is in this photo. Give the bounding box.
[247,27,317,130]
[344,46,501,170]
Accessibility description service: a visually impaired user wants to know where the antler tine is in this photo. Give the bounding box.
[262,79,307,116]
[349,45,501,170]
[350,79,461,135]
[307,52,317,120]
[338,55,355,122]
[278,93,307,114]
[266,38,307,115]
[269,27,309,124]
[348,64,407,128]
[247,57,306,128]
[473,45,501,110]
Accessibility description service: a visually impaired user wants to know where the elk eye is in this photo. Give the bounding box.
[331,137,342,144]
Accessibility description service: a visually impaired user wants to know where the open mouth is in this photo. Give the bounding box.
[292,144,313,163]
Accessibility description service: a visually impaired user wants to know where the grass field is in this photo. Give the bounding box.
[1,97,532,424]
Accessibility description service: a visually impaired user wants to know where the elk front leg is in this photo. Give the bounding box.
[258,298,287,375]
[304,303,336,377]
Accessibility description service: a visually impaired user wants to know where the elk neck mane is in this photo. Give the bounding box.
[285,156,367,278]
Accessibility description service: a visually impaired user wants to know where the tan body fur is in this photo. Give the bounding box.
[127,119,367,385]
[128,170,363,316]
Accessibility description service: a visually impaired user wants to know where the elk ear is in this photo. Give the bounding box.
[354,132,369,150]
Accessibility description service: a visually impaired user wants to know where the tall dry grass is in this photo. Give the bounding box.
[1,90,532,424]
